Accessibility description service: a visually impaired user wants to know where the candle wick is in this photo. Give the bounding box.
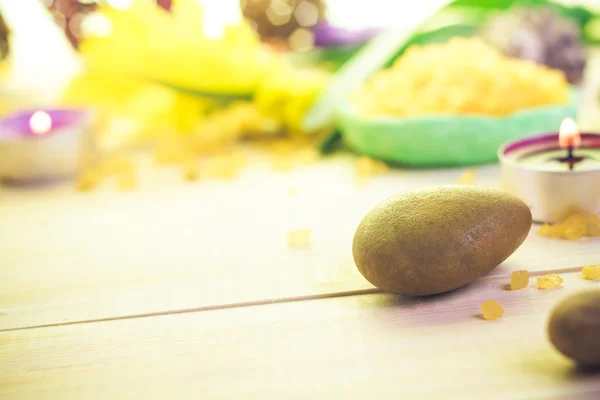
[567,146,575,171]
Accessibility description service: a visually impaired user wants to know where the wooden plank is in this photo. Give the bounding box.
[1,155,599,330]
[2,270,600,400]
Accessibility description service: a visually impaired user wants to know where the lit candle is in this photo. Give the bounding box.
[29,110,53,136]
[560,117,581,170]
[513,120,600,173]
[0,109,96,184]
[499,119,600,223]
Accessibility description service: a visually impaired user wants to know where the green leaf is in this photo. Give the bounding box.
[144,78,254,101]
[318,131,343,155]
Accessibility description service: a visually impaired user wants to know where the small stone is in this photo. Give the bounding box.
[537,273,563,290]
[548,290,600,366]
[510,270,529,290]
[481,299,504,321]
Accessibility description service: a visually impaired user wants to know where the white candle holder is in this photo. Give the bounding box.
[498,132,600,223]
[0,109,97,184]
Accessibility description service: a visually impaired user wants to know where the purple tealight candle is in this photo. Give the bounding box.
[0,108,96,184]
[499,119,600,223]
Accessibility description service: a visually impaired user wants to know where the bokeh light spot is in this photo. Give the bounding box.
[81,12,113,38]
[106,0,133,11]
[68,12,86,39]
[51,10,67,30]
[266,1,293,26]
[30,111,52,136]
[294,1,318,28]
[585,17,600,42]
[288,27,314,52]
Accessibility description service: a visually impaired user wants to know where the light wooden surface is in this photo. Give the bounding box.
[3,50,600,332]
[1,154,599,331]
[2,270,600,400]
[1,153,600,399]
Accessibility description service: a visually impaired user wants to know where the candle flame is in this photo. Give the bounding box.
[29,111,52,136]
[559,117,581,148]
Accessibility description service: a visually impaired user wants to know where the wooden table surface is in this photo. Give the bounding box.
[2,48,600,400]
[1,151,600,400]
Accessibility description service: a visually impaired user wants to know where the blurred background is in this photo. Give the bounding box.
[0,0,599,173]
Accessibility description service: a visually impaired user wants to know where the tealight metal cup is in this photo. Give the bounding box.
[498,133,600,223]
[0,109,97,184]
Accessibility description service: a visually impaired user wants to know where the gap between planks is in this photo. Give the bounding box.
[0,265,586,333]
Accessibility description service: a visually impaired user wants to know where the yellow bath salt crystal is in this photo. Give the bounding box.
[354,38,569,118]
[271,155,296,172]
[481,299,504,321]
[537,223,552,236]
[117,169,137,191]
[100,155,132,177]
[563,223,586,240]
[354,174,369,188]
[153,142,174,165]
[268,139,299,155]
[354,156,389,187]
[539,213,600,239]
[510,270,529,290]
[584,214,600,222]
[287,228,311,248]
[582,265,600,280]
[154,139,189,166]
[354,156,373,175]
[584,214,600,237]
[230,151,249,168]
[76,167,102,192]
[355,156,389,175]
[562,215,587,239]
[549,224,565,239]
[563,214,588,226]
[181,160,200,182]
[537,273,563,289]
[206,156,241,180]
[587,223,600,237]
[457,169,477,185]
[295,148,319,165]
